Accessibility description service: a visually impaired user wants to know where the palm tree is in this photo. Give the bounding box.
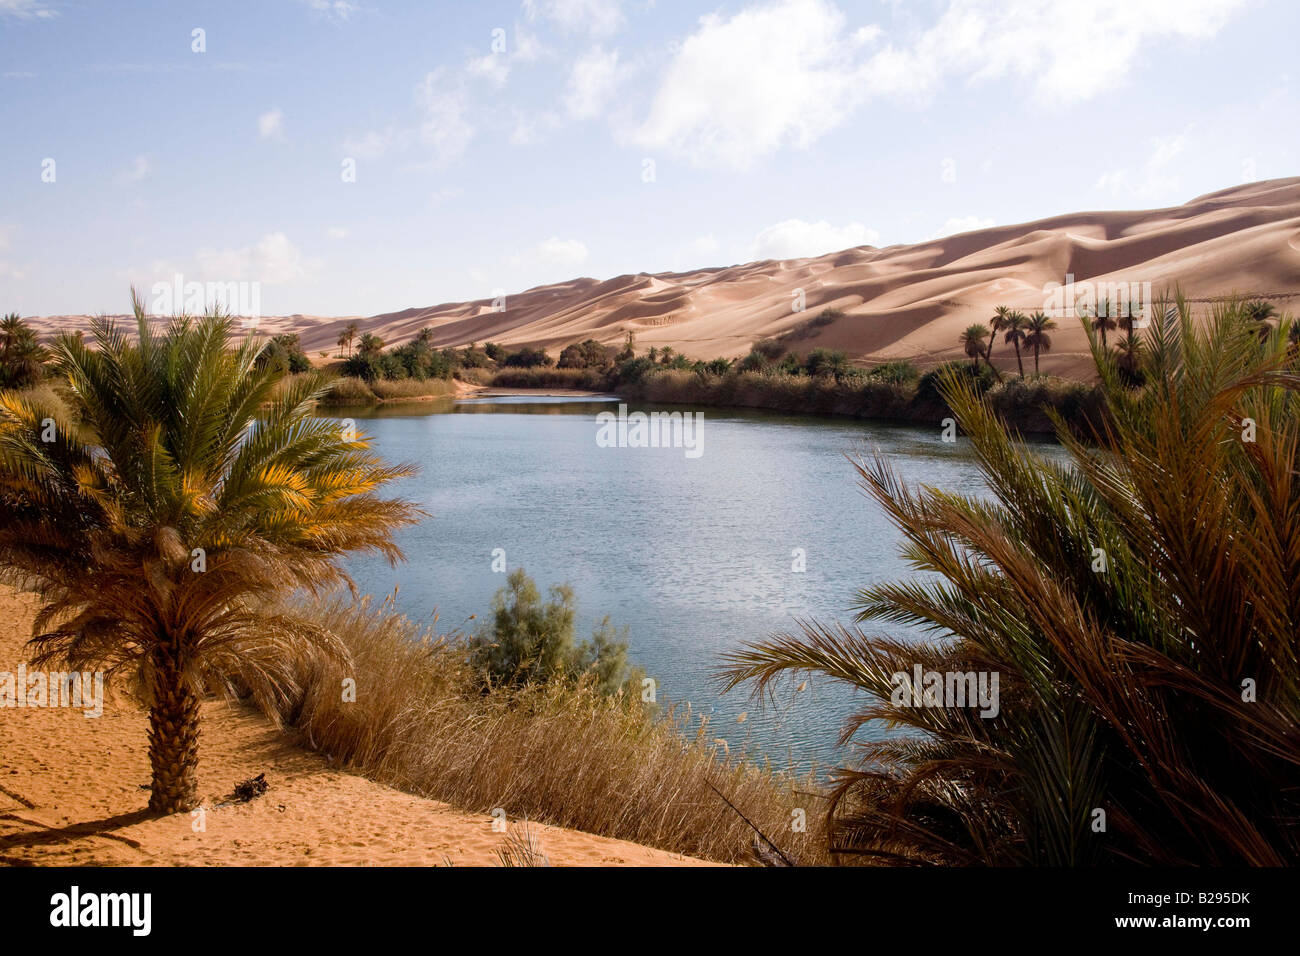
[1088,298,1117,350]
[415,327,435,349]
[336,331,349,358]
[959,323,989,369]
[344,321,359,357]
[986,305,1012,368]
[1003,310,1028,377]
[358,332,385,357]
[0,292,420,813]
[1114,329,1143,386]
[0,313,47,390]
[1117,299,1143,336]
[1244,300,1277,340]
[723,296,1300,865]
[1023,310,1056,376]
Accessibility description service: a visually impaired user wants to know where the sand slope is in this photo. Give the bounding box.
[30,178,1300,379]
[0,587,715,867]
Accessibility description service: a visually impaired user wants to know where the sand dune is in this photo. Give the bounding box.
[0,587,715,867]
[30,178,1300,379]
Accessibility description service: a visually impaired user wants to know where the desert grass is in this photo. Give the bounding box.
[487,366,612,390]
[315,375,458,405]
[250,596,830,866]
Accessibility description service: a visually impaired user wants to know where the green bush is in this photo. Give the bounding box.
[502,347,553,368]
[915,360,996,404]
[467,569,635,696]
[868,359,919,385]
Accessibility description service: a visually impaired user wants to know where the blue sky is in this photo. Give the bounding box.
[1,0,1296,317]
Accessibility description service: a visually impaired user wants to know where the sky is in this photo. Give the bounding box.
[0,0,1296,317]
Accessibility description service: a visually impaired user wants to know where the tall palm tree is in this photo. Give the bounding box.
[1088,298,1117,351]
[336,331,349,358]
[723,296,1300,865]
[0,313,47,390]
[986,306,1012,368]
[1114,329,1144,385]
[358,332,385,357]
[1003,310,1028,377]
[960,323,989,369]
[0,292,420,813]
[1023,310,1056,376]
[344,321,359,357]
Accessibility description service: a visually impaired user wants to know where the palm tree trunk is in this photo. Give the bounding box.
[1014,342,1024,377]
[146,641,201,814]
[1034,346,1040,376]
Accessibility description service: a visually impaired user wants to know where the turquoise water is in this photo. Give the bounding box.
[329,395,1061,774]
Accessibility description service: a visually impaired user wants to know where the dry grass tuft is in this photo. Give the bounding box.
[251,596,830,865]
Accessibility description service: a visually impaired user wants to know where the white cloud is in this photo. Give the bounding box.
[326,226,349,240]
[1096,128,1191,199]
[343,126,400,161]
[193,232,319,285]
[535,237,589,266]
[258,108,284,140]
[467,53,511,88]
[121,154,151,183]
[929,215,996,239]
[633,0,1246,169]
[416,69,474,166]
[524,0,624,37]
[633,0,877,169]
[299,0,360,21]
[565,46,621,119]
[749,219,879,259]
[0,0,57,19]
[509,109,562,145]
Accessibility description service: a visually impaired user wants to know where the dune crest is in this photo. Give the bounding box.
[31,178,1300,379]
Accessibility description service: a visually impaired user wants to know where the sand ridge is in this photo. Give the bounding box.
[29,178,1300,380]
[0,586,717,867]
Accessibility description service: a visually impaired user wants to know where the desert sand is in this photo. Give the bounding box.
[0,586,714,867]
[30,178,1300,379]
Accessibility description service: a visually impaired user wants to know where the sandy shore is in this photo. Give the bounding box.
[0,586,714,867]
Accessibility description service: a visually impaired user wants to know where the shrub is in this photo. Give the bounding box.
[557,339,608,369]
[503,346,554,368]
[867,359,919,385]
[915,360,995,404]
[256,333,312,374]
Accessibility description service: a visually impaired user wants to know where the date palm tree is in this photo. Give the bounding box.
[986,305,1012,369]
[1023,310,1056,376]
[344,321,359,357]
[0,313,48,390]
[1003,309,1028,377]
[960,323,989,369]
[1244,300,1277,340]
[724,295,1300,865]
[1114,329,1144,385]
[1088,298,1117,351]
[0,292,419,813]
